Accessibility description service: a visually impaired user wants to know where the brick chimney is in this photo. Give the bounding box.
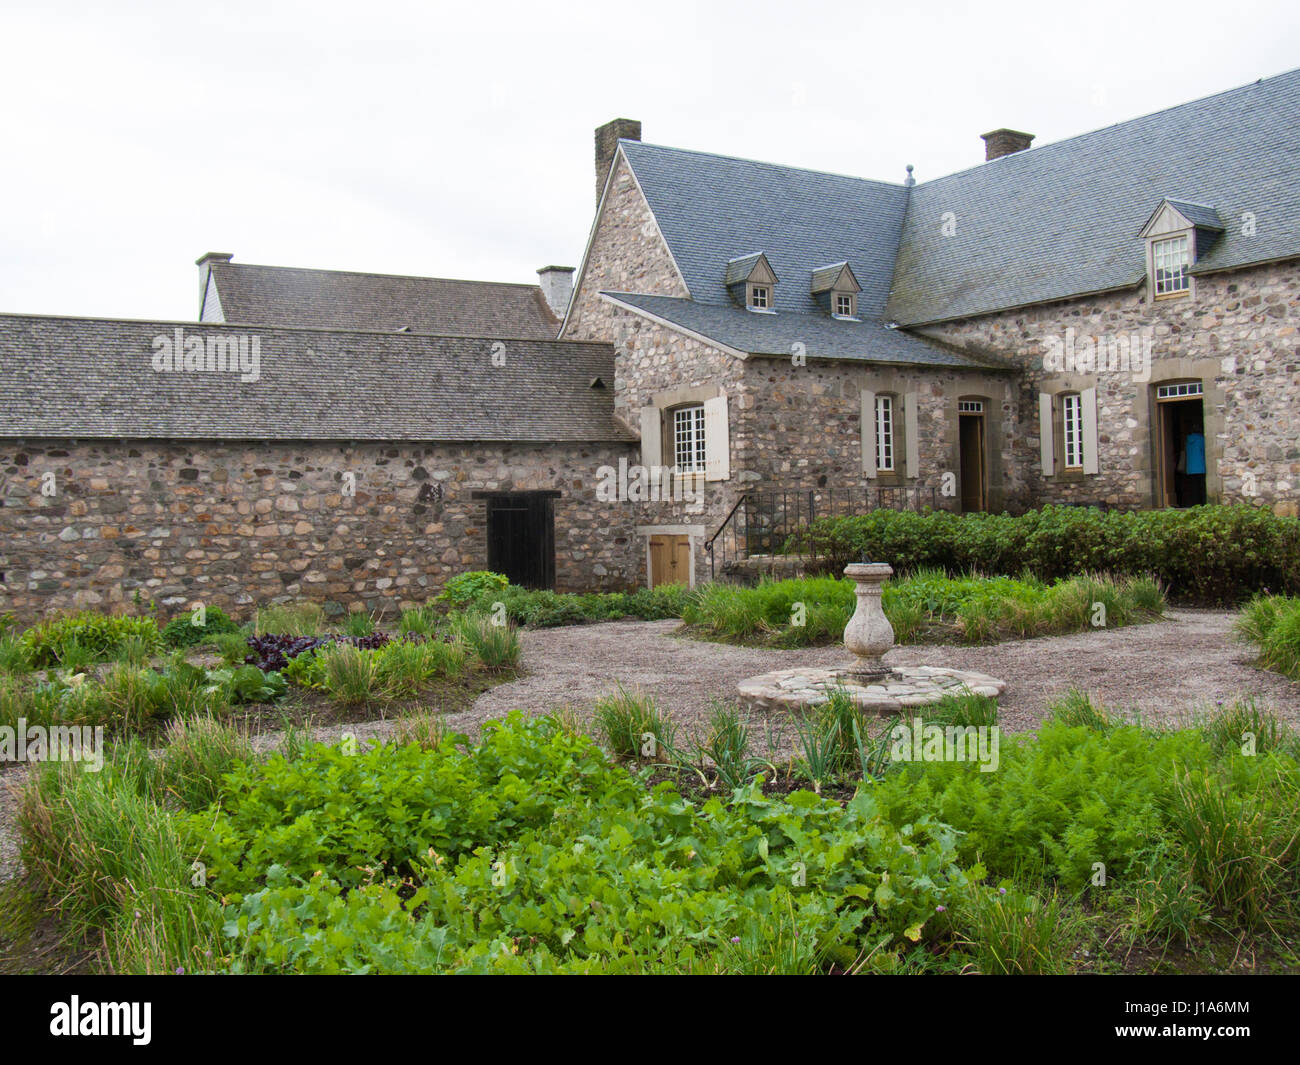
[595,118,641,204]
[537,265,575,318]
[980,128,1034,161]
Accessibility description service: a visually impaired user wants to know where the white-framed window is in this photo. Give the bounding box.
[1153,235,1191,296]
[1062,392,1084,469]
[958,399,984,414]
[875,394,895,472]
[749,285,770,310]
[1156,381,1203,400]
[673,405,707,473]
[834,293,855,317]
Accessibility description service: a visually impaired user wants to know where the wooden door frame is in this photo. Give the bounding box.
[638,524,705,589]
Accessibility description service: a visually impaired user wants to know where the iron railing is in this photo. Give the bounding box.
[705,485,938,579]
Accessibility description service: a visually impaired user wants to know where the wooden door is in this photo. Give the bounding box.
[649,534,691,587]
[486,493,555,590]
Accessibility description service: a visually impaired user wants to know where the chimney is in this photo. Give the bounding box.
[980,128,1034,161]
[537,265,575,318]
[195,251,233,320]
[595,118,641,204]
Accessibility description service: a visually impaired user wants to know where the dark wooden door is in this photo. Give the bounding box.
[485,493,555,590]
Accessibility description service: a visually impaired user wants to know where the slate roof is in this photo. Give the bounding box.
[723,253,771,287]
[614,68,1300,332]
[887,68,1300,324]
[1162,200,1225,231]
[620,139,909,319]
[603,293,1011,370]
[207,261,560,339]
[0,314,633,442]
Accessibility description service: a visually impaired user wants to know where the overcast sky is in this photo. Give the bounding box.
[2,0,1298,322]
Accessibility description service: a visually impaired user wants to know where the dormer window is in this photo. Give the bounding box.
[811,261,862,319]
[1139,199,1223,302]
[724,252,778,313]
[1152,235,1190,296]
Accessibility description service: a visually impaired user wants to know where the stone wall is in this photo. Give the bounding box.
[920,258,1300,514]
[0,438,642,622]
[563,154,689,342]
[736,356,1026,511]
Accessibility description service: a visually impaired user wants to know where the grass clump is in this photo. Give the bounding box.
[592,685,677,761]
[1236,594,1300,679]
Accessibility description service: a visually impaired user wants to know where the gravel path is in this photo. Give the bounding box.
[457,608,1300,735]
[3,608,1297,889]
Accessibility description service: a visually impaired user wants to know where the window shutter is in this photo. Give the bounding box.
[639,405,660,469]
[703,395,730,481]
[1081,387,1100,475]
[1038,393,1054,477]
[861,389,877,478]
[904,392,919,478]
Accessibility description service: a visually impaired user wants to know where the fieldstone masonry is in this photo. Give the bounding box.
[0,439,642,622]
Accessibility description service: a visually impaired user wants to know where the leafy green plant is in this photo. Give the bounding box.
[206,664,287,705]
[179,715,977,973]
[438,571,509,609]
[802,504,1299,605]
[160,606,241,650]
[20,612,161,668]
[213,632,252,666]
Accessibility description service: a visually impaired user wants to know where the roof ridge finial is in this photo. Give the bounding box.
[904,164,915,188]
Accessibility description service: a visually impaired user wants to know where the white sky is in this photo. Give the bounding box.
[2,0,1298,322]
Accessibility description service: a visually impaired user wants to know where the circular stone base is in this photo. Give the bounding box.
[737,666,1007,715]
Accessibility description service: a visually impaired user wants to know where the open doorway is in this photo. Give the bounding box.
[957,400,987,512]
[1155,383,1206,507]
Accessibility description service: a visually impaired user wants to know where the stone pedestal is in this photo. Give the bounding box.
[842,562,894,680]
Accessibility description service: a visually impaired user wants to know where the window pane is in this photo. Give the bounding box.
[673,405,706,473]
[1153,236,1190,295]
[875,395,894,471]
[1062,393,1083,468]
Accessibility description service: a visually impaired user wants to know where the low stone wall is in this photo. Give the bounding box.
[0,438,642,623]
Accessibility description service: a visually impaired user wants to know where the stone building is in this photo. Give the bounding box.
[1,68,1297,617]
[0,299,638,619]
[565,69,1300,586]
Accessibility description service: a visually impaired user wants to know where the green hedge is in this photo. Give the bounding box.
[799,504,1300,604]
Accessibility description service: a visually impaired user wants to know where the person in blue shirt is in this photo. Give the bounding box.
[1178,419,1207,505]
[1184,422,1206,476]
